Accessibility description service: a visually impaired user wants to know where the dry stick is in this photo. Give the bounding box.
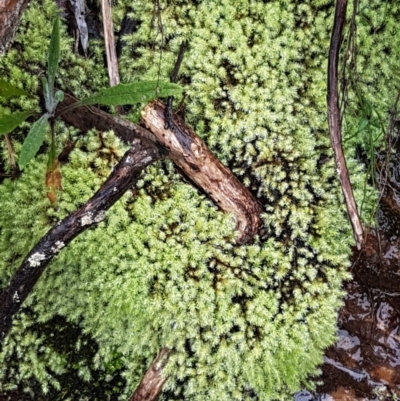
[128,348,170,401]
[57,93,159,144]
[142,101,263,244]
[59,94,263,243]
[327,0,364,250]
[0,139,161,341]
[101,0,120,87]
[0,0,30,52]
[101,0,125,115]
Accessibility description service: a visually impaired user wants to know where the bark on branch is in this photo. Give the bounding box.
[0,139,161,341]
[327,0,364,249]
[0,0,30,52]
[59,95,263,244]
[141,101,263,244]
[129,348,170,401]
[57,93,158,145]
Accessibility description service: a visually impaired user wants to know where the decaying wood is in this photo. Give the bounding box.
[69,0,88,55]
[58,95,263,243]
[101,0,120,86]
[129,348,170,401]
[0,0,30,52]
[0,140,161,341]
[142,101,263,243]
[327,0,364,249]
[57,93,159,146]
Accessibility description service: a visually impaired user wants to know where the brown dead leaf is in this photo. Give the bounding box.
[46,159,62,204]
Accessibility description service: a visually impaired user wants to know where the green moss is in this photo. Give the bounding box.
[0,0,397,399]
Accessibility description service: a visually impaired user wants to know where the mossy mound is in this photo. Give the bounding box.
[0,0,398,399]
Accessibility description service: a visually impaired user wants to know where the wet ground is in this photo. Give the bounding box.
[315,229,400,401]
[295,149,400,401]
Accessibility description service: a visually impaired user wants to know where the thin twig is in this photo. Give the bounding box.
[327,0,364,249]
[101,0,120,87]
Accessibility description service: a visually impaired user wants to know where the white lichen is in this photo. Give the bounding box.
[81,212,93,226]
[141,156,153,164]
[51,241,65,254]
[27,252,46,267]
[12,291,20,303]
[94,210,106,223]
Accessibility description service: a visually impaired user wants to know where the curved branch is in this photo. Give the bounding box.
[141,101,263,244]
[327,0,364,249]
[0,139,161,341]
[58,95,263,243]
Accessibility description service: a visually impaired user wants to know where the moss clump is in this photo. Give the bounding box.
[1,0,398,399]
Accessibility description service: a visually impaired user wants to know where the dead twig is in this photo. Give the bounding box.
[142,101,263,243]
[101,0,120,87]
[327,0,364,249]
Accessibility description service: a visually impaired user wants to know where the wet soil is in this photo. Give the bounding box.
[317,237,400,400]
[295,148,400,401]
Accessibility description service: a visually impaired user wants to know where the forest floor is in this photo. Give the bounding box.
[2,138,400,401]
[296,149,400,401]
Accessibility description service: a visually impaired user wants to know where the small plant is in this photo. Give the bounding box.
[0,16,182,201]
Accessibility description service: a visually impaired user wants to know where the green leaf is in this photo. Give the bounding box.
[357,118,369,132]
[42,77,55,114]
[80,81,183,106]
[19,114,50,170]
[55,90,64,102]
[0,79,31,98]
[48,17,60,93]
[0,111,35,135]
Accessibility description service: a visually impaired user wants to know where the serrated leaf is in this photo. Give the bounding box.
[19,114,49,170]
[80,81,183,106]
[0,79,31,98]
[48,17,60,93]
[0,111,35,135]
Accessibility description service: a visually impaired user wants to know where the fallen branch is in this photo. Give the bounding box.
[58,94,263,243]
[128,348,170,401]
[57,93,159,145]
[327,0,364,249]
[0,138,161,341]
[142,101,263,244]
